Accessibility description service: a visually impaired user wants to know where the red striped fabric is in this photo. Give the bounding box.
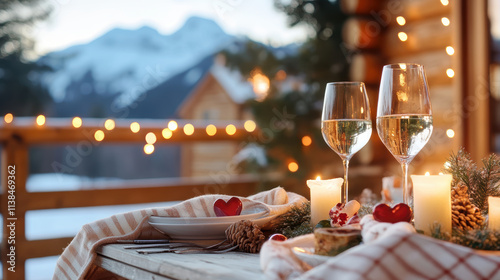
[52,187,307,279]
[261,231,500,280]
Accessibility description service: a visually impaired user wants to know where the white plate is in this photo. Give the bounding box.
[292,247,332,267]
[149,209,267,224]
[149,214,275,240]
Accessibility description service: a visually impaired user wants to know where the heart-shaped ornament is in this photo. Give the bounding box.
[213,197,242,217]
[372,203,412,223]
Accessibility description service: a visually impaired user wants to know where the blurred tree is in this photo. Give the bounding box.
[222,0,349,183]
[0,0,53,116]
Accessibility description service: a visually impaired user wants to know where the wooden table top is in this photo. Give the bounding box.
[95,243,265,280]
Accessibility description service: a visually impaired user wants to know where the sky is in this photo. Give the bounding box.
[31,0,313,56]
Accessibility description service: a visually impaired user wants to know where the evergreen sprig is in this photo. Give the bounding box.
[444,148,500,212]
[274,202,313,238]
[430,225,500,251]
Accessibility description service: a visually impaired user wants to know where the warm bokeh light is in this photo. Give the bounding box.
[446,68,455,78]
[36,115,46,126]
[72,117,82,128]
[226,124,236,135]
[168,120,178,131]
[206,124,217,136]
[104,119,115,131]
[184,123,195,135]
[162,128,173,139]
[248,67,270,101]
[425,172,430,176]
[446,46,455,55]
[301,135,312,146]
[275,69,287,81]
[244,120,256,132]
[441,0,449,6]
[316,176,321,180]
[4,113,13,124]
[446,129,455,138]
[144,144,155,155]
[288,161,299,172]
[399,63,407,70]
[94,130,105,141]
[441,17,450,26]
[444,161,451,168]
[145,132,157,144]
[439,172,444,175]
[398,32,408,42]
[396,16,406,26]
[130,122,140,133]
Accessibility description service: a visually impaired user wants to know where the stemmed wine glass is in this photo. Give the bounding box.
[321,82,372,203]
[376,63,433,206]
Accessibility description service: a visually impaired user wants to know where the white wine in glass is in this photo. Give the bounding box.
[322,82,372,203]
[376,64,433,206]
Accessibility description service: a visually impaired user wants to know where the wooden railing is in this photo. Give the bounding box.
[0,117,273,279]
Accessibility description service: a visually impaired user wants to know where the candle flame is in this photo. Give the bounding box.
[316,176,321,180]
[425,172,430,176]
[439,172,444,175]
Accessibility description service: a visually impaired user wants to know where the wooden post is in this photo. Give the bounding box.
[1,136,29,280]
[462,0,490,161]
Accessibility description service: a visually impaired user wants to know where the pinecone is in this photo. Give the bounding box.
[225,220,265,253]
[451,182,485,231]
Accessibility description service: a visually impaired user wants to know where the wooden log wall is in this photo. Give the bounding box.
[341,0,462,173]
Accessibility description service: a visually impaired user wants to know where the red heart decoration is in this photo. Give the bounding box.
[213,197,242,217]
[372,203,412,223]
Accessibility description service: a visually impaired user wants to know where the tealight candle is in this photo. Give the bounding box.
[307,177,342,226]
[411,174,452,235]
[488,196,500,231]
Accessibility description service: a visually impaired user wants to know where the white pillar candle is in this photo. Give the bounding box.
[307,178,343,226]
[411,174,452,235]
[488,196,500,231]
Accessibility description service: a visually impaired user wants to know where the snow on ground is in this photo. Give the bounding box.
[1,173,179,279]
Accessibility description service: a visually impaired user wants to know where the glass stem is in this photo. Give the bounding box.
[342,159,349,204]
[401,162,410,206]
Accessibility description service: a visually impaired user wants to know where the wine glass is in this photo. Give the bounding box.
[376,63,433,206]
[321,82,372,203]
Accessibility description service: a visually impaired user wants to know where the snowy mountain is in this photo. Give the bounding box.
[39,16,235,109]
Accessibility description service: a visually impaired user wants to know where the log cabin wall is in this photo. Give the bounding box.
[341,0,462,174]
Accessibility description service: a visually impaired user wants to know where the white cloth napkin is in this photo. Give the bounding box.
[53,187,307,280]
[261,229,500,280]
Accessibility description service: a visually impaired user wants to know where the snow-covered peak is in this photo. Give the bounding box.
[210,64,255,104]
[40,16,235,105]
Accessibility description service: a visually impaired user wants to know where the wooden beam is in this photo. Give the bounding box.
[17,237,74,260]
[18,174,279,210]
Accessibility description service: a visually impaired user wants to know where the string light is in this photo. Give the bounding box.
[301,136,312,146]
[130,122,140,133]
[446,68,455,78]
[145,132,157,144]
[226,124,236,135]
[94,130,105,141]
[104,119,115,131]
[36,115,46,126]
[184,123,194,135]
[398,32,408,42]
[244,120,256,132]
[288,161,299,172]
[72,117,82,128]
[446,46,455,55]
[446,129,455,138]
[4,113,13,124]
[167,120,178,131]
[396,16,406,26]
[441,17,450,26]
[144,144,155,155]
[206,124,217,136]
[162,128,173,139]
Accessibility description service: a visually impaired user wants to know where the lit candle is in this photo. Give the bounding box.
[411,174,452,235]
[488,196,500,231]
[307,177,342,226]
